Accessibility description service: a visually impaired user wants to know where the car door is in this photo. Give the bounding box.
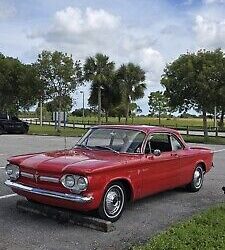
[140,132,182,198]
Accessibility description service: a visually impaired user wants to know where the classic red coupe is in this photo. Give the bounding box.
[5,125,213,221]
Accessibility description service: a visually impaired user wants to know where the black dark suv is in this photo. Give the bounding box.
[0,113,29,134]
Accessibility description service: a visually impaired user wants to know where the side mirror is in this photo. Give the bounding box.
[153,149,161,156]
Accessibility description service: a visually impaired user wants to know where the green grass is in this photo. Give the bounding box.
[133,204,225,250]
[27,125,225,144]
[28,125,86,137]
[183,135,225,145]
[68,116,217,128]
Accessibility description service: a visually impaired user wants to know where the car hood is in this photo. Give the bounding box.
[8,148,131,175]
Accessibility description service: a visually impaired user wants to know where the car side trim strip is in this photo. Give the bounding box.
[20,172,33,179]
[39,176,59,183]
[4,180,93,203]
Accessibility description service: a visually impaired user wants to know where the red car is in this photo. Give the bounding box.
[5,125,214,221]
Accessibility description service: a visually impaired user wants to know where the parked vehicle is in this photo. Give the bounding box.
[5,125,214,221]
[0,113,29,134]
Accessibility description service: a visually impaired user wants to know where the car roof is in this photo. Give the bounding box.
[92,125,179,135]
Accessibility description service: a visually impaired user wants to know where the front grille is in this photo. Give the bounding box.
[20,171,59,183]
[18,169,67,193]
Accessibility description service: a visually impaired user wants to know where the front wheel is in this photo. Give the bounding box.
[187,165,204,192]
[98,182,126,222]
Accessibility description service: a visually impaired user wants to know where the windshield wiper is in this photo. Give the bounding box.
[75,144,92,150]
[93,145,119,154]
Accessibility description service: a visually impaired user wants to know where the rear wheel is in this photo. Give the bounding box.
[98,182,126,222]
[187,165,204,192]
[0,126,5,134]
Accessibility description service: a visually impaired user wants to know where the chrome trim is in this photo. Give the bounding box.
[20,172,34,179]
[60,174,88,192]
[20,171,59,183]
[4,180,93,203]
[39,176,59,183]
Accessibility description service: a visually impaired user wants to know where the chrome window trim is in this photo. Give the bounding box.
[143,131,185,154]
[76,127,147,155]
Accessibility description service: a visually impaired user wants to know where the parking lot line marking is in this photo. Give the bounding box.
[0,154,5,156]
[213,149,225,153]
[0,167,5,169]
[0,194,17,200]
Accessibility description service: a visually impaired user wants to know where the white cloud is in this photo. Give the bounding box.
[29,7,165,87]
[203,0,225,4]
[52,7,119,35]
[139,47,165,80]
[86,7,119,30]
[194,14,225,48]
[0,1,16,20]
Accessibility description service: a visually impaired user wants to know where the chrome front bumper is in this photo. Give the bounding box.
[4,180,93,203]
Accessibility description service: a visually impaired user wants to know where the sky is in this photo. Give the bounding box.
[1,0,225,114]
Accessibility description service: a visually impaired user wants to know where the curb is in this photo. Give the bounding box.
[17,200,114,232]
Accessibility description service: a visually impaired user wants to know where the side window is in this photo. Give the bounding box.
[170,136,183,151]
[145,133,172,153]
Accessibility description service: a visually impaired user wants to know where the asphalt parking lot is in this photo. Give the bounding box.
[0,134,225,250]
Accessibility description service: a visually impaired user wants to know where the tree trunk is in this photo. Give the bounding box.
[220,109,224,127]
[98,87,101,125]
[125,96,129,125]
[159,108,161,126]
[118,115,121,123]
[57,98,62,132]
[203,110,208,138]
[40,99,43,127]
[105,111,108,123]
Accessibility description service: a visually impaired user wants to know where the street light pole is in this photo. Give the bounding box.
[40,98,43,127]
[80,91,85,123]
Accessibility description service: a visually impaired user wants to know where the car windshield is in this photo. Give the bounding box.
[75,128,146,153]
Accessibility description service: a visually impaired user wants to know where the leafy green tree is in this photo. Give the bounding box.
[216,54,225,127]
[161,49,224,137]
[0,53,41,114]
[117,63,146,124]
[36,50,82,130]
[148,91,170,125]
[35,105,52,121]
[71,108,95,117]
[88,76,122,123]
[45,96,72,113]
[84,53,115,124]
[111,103,127,123]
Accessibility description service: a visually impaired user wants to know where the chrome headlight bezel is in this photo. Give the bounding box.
[5,163,20,181]
[60,174,88,193]
[61,175,75,188]
[77,176,89,191]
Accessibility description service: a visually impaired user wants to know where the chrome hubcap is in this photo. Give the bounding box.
[193,168,203,188]
[104,185,124,218]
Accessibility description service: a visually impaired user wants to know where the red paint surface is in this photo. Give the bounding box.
[8,126,214,212]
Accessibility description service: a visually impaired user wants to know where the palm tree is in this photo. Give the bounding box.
[84,53,115,124]
[117,63,146,124]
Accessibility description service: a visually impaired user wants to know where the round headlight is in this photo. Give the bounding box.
[5,164,20,180]
[61,174,88,192]
[77,176,88,191]
[64,175,75,188]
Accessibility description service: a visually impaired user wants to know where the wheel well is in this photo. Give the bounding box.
[198,162,206,173]
[108,179,133,202]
